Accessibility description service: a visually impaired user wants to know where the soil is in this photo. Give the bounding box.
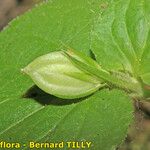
[0,0,41,30]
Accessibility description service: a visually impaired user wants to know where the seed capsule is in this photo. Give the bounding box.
[22,51,103,99]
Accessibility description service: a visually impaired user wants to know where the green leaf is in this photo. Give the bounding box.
[22,51,102,99]
[91,0,150,86]
[1,0,147,149]
[0,90,133,150]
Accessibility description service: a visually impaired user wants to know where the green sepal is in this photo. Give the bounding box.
[65,49,143,98]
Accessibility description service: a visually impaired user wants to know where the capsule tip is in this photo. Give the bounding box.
[21,67,29,75]
[21,68,25,74]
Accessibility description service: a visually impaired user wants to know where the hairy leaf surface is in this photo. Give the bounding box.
[0,0,148,149]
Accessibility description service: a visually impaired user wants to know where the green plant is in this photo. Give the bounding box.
[0,0,149,149]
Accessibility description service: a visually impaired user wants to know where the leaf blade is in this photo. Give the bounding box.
[0,90,133,150]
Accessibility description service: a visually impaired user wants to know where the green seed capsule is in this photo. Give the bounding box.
[22,51,103,99]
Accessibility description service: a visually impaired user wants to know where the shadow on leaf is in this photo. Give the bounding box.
[22,85,90,106]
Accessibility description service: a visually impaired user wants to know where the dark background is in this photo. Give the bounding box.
[0,0,150,149]
[0,0,42,30]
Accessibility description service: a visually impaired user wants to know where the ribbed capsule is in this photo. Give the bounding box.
[22,51,103,99]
